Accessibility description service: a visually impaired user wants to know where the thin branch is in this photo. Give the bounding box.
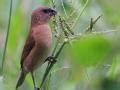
[51,31,64,56]
[67,9,78,20]
[67,6,81,21]
[54,41,67,59]
[93,15,102,24]
[85,15,102,32]
[72,0,89,29]
[1,0,12,74]
[40,41,67,88]
[40,61,52,88]
[92,30,119,34]
[52,40,59,56]
[60,0,67,17]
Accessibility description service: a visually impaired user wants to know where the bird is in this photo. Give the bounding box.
[16,6,57,89]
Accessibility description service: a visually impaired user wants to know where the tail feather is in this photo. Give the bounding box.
[16,71,27,89]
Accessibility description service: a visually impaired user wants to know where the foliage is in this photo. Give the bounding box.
[0,0,120,90]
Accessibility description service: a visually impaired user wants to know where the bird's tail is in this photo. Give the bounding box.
[16,70,27,89]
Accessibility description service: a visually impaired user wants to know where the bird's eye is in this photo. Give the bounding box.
[43,9,49,14]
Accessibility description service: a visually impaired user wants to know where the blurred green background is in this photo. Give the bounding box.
[0,0,120,90]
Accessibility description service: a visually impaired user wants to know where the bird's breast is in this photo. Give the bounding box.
[32,24,52,48]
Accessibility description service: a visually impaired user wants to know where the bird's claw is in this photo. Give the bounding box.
[34,87,40,90]
[45,56,57,63]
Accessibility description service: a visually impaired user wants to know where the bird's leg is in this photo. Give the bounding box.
[31,72,38,90]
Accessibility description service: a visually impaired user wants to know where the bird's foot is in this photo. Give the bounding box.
[45,56,57,63]
[34,87,40,90]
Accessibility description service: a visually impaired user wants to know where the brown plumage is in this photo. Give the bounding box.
[16,6,57,89]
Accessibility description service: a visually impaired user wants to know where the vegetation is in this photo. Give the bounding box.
[0,0,120,90]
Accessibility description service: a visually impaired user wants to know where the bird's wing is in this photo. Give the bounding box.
[20,31,35,68]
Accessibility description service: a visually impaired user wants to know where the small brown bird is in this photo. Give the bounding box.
[16,6,57,89]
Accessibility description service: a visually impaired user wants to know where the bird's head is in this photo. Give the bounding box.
[31,6,57,26]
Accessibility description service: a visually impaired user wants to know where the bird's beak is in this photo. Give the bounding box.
[50,9,57,16]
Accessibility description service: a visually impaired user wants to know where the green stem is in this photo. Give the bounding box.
[1,0,12,74]
[60,0,67,17]
[72,0,89,29]
[40,41,67,88]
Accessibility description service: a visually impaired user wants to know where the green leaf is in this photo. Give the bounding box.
[69,34,111,67]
